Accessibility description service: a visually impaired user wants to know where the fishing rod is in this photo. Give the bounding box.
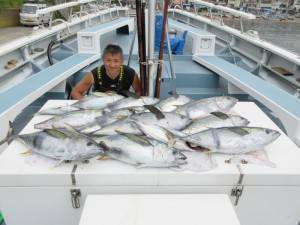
[135,0,146,96]
[154,0,170,98]
[141,1,147,96]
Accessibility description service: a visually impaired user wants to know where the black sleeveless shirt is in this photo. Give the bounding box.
[91,65,135,92]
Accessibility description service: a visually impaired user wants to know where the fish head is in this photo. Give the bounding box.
[84,138,105,155]
[247,127,281,145]
[166,149,187,165]
[215,96,238,111]
[231,115,250,126]
[263,128,281,143]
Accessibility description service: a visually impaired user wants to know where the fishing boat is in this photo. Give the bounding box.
[0,1,300,225]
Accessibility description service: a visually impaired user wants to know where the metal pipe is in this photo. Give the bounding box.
[165,21,175,80]
[154,0,169,98]
[141,2,147,95]
[127,20,137,67]
[147,0,156,96]
[165,20,177,94]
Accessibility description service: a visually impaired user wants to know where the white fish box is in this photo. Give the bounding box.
[0,100,300,225]
[79,194,241,225]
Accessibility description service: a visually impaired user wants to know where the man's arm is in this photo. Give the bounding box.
[71,72,94,100]
[132,74,142,96]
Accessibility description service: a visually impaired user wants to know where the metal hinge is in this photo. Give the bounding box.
[231,165,244,206]
[70,189,81,209]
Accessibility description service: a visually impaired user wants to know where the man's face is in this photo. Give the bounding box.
[103,53,123,76]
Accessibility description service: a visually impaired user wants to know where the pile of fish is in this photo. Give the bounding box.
[15,92,280,170]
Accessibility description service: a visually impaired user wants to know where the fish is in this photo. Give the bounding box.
[98,133,187,168]
[178,151,218,172]
[108,96,159,111]
[80,108,135,134]
[155,95,192,112]
[34,109,104,130]
[72,94,124,109]
[17,129,104,163]
[130,120,194,151]
[182,112,249,135]
[182,127,281,154]
[35,105,79,116]
[224,150,276,168]
[175,96,238,119]
[91,112,190,136]
[36,94,124,115]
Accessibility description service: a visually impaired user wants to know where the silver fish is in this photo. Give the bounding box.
[34,109,104,130]
[108,96,159,111]
[131,120,193,151]
[72,94,124,109]
[92,112,190,136]
[176,96,238,119]
[182,112,249,135]
[80,109,135,134]
[99,133,187,168]
[183,127,280,154]
[155,95,192,112]
[36,105,79,116]
[18,129,104,162]
[179,151,218,172]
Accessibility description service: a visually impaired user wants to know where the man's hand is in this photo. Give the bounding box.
[71,72,94,100]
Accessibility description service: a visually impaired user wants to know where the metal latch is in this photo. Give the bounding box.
[70,189,81,209]
[231,184,244,206]
[231,165,244,206]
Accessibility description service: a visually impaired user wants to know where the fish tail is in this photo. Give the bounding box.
[0,121,15,145]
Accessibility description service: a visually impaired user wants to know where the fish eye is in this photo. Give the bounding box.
[265,129,271,134]
[87,142,94,146]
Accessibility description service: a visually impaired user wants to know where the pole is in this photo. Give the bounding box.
[148,0,156,96]
[135,0,146,96]
[154,0,170,98]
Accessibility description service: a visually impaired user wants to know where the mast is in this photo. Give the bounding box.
[135,0,147,96]
[154,0,169,98]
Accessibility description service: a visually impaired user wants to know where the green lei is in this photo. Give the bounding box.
[97,65,124,90]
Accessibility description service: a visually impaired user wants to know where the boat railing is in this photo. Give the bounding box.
[173,0,256,33]
[36,0,114,29]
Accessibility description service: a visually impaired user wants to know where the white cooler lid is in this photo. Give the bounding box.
[79,194,241,225]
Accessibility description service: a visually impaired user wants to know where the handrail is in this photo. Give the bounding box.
[193,0,256,20]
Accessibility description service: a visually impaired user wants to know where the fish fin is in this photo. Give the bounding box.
[61,123,82,134]
[115,131,153,146]
[159,127,176,147]
[227,127,249,136]
[210,111,229,120]
[53,159,65,167]
[144,105,165,119]
[185,142,211,152]
[20,150,33,156]
[97,156,110,160]
[169,165,186,171]
[0,121,15,145]
[136,163,148,168]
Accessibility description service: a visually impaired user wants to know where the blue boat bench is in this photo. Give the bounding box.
[0,53,100,137]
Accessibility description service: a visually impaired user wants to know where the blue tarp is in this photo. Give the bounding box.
[155,15,187,55]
